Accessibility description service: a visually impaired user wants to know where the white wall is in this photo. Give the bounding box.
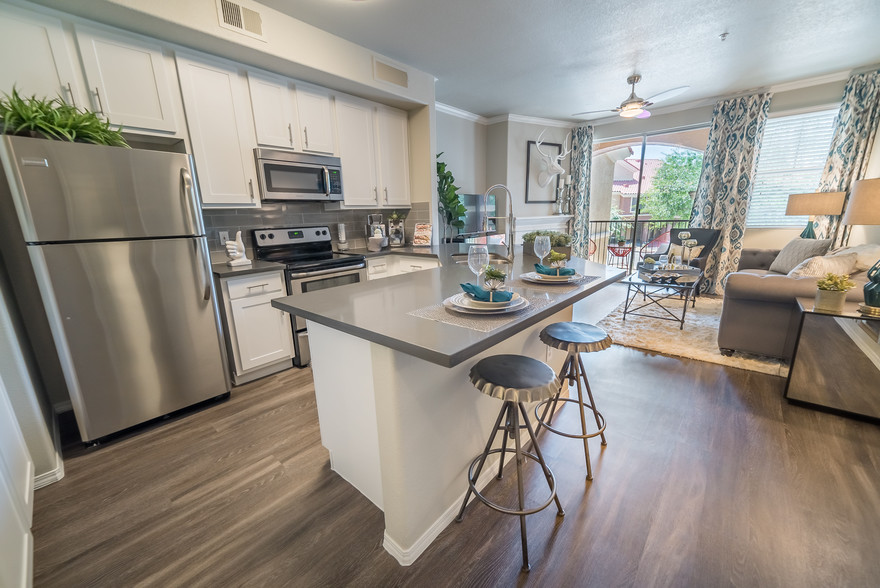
[435,108,487,194]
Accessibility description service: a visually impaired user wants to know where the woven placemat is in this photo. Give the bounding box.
[407,295,554,333]
[511,274,600,293]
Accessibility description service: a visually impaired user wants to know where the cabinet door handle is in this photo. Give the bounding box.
[384,187,388,203]
[248,179,255,201]
[93,87,104,114]
[288,123,293,146]
[373,187,378,199]
[66,82,76,107]
[303,127,309,148]
[247,283,269,289]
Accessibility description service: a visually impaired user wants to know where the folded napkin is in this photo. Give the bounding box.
[535,264,575,276]
[460,282,513,302]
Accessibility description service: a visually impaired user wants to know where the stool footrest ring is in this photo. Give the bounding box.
[535,397,607,440]
[464,448,559,517]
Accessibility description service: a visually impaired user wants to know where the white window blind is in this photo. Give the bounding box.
[746,109,837,228]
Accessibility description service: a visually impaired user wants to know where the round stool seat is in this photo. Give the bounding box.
[469,354,560,403]
[540,322,611,353]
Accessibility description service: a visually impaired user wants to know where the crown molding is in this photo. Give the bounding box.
[484,113,573,128]
[434,102,488,124]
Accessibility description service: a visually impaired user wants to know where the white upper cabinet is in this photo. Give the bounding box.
[177,54,259,207]
[376,106,411,207]
[247,71,297,149]
[335,95,411,208]
[335,95,379,207]
[295,85,336,154]
[75,25,178,133]
[0,4,82,107]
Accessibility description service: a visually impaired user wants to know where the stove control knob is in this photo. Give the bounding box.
[322,229,328,236]
[268,233,275,240]
[259,234,266,240]
[315,230,321,236]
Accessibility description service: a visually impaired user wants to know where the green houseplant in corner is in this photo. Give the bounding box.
[0,87,129,147]
[814,272,855,314]
[436,153,466,242]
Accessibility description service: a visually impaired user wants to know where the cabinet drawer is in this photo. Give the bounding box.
[226,272,285,299]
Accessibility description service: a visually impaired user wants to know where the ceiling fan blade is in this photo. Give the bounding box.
[645,85,689,104]
[636,110,652,119]
[571,108,618,117]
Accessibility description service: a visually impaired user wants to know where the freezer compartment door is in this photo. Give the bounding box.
[2,135,202,242]
[31,237,228,441]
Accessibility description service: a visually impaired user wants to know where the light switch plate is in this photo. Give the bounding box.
[219,231,230,245]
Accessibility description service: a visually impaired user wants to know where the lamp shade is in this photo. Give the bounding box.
[785,192,846,216]
[842,178,880,225]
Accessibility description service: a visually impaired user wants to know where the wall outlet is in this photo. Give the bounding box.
[219,231,230,245]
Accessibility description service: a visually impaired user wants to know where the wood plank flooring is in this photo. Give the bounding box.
[33,346,880,587]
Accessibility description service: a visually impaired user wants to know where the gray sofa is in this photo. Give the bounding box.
[717,248,867,360]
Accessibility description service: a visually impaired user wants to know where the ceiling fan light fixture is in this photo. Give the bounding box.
[619,104,644,118]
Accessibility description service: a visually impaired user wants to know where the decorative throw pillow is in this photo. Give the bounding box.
[668,243,705,261]
[787,253,858,278]
[827,243,880,271]
[769,238,831,274]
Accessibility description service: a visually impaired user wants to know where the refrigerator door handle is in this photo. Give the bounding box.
[194,238,212,301]
[180,168,201,234]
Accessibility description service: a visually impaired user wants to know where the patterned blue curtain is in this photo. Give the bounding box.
[813,69,880,247]
[690,93,772,295]
[570,125,593,258]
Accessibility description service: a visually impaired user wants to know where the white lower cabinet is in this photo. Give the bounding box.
[366,255,439,280]
[219,271,293,384]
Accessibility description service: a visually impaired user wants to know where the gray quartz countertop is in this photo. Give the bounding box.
[337,245,439,258]
[272,245,624,367]
[212,259,287,278]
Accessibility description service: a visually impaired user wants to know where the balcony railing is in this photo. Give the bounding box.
[587,218,689,271]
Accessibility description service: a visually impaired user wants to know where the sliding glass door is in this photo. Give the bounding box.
[589,127,708,270]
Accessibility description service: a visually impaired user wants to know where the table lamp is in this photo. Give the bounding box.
[841,178,880,311]
[785,191,846,238]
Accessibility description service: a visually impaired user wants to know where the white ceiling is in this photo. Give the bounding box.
[258,0,880,121]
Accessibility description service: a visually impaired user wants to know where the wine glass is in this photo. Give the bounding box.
[467,245,489,287]
[534,236,551,266]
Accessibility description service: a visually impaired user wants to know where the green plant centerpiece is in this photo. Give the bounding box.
[814,272,855,314]
[547,250,568,267]
[436,153,465,242]
[483,265,507,291]
[0,87,128,147]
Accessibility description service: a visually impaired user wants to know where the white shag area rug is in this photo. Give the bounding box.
[597,296,790,377]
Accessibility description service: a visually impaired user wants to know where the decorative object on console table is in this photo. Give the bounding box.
[814,272,855,314]
[785,191,846,239]
[840,178,880,311]
[225,230,252,266]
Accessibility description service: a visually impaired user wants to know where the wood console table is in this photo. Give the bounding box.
[785,298,880,422]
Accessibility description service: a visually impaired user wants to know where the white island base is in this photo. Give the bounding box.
[307,308,572,565]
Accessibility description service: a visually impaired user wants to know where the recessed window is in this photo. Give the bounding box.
[746,109,837,228]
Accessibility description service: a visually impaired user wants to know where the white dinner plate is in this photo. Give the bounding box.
[444,294,530,315]
[449,292,526,311]
[520,271,583,284]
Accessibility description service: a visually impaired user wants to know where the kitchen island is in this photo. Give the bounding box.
[272,245,623,564]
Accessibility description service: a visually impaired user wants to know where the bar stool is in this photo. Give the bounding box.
[535,322,611,481]
[456,354,565,572]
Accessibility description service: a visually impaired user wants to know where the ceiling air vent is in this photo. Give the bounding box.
[216,0,265,41]
[373,58,409,89]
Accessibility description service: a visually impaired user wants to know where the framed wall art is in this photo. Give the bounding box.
[525,140,562,203]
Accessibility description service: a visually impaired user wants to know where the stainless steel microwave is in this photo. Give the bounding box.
[254,148,343,202]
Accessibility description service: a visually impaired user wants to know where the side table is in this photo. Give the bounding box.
[785,298,880,422]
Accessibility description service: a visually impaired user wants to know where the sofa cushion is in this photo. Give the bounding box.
[668,243,704,261]
[827,243,880,271]
[788,253,858,278]
[768,238,831,274]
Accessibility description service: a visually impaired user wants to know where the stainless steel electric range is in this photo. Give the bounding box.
[253,226,367,366]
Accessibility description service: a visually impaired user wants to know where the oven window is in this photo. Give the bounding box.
[301,273,361,293]
[264,163,323,194]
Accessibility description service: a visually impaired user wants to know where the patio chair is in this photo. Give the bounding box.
[638,231,670,260]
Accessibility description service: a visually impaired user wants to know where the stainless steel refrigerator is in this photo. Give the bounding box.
[0,135,229,442]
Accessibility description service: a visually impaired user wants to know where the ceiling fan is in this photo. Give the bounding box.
[572,74,689,119]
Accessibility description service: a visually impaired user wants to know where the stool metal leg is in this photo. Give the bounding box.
[517,403,564,518]
[456,402,509,522]
[536,353,573,435]
[571,356,594,481]
[496,410,512,479]
[578,354,607,446]
[510,402,530,571]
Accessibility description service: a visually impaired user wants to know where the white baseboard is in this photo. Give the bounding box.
[34,407,64,489]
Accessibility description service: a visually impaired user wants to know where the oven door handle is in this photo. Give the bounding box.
[288,263,366,279]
